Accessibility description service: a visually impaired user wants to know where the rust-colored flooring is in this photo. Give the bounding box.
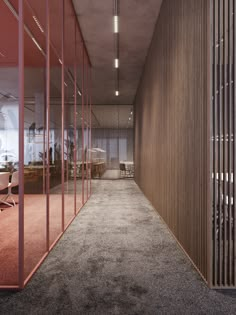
[0,193,82,286]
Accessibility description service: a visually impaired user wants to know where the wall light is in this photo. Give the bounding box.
[115,90,119,96]
[32,37,42,52]
[115,58,119,68]
[114,15,119,33]
[33,15,44,33]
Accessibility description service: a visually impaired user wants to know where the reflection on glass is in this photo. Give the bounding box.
[0,0,19,286]
[0,0,91,289]
[91,106,134,179]
[23,0,47,280]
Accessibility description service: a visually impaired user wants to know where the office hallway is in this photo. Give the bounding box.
[0,180,236,314]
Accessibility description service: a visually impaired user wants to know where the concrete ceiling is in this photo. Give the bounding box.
[72,0,162,105]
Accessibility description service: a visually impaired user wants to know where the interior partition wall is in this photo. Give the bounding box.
[134,0,236,289]
[134,0,211,287]
[0,0,92,289]
[211,0,236,288]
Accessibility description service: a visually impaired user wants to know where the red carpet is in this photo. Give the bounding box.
[0,194,82,286]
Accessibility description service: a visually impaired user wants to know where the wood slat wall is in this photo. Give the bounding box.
[211,0,236,288]
[134,0,210,282]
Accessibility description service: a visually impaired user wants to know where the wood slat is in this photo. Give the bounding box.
[134,0,209,282]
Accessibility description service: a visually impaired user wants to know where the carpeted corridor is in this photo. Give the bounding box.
[0,180,236,314]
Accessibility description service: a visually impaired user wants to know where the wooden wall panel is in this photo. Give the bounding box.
[134,0,210,282]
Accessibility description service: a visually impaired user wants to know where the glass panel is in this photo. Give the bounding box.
[23,0,47,280]
[91,105,134,179]
[84,62,89,202]
[49,0,63,245]
[0,0,19,286]
[76,39,83,211]
[64,0,76,226]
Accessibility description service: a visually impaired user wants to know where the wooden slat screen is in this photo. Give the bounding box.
[211,0,236,288]
[134,0,210,283]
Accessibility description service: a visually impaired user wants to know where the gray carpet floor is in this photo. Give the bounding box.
[0,180,236,314]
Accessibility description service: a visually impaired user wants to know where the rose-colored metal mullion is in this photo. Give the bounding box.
[74,20,77,215]
[85,62,88,201]
[61,0,65,231]
[89,66,92,196]
[18,0,25,289]
[46,0,50,252]
[81,44,85,205]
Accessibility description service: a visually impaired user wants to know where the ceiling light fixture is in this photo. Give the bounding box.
[115,90,119,96]
[114,15,119,33]
[33,15,44,33]
[32,37,42,52]
[130,110,133,115]
[115,58,119,68]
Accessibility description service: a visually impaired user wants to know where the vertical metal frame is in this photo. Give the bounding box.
[73,19,77,215]
[89,67,92,196]
[1,0,92,290]
[81,45,85,205]
[61,0,65,231]
[46,0,50,252]
[18,0,24,289]
[86,61,89,201]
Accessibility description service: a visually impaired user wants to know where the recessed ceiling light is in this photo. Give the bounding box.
[129,117,131,121]
[130,111,133,115]
[33,15,44,33]
[115,58,119,68]
[115,91,119,96]
[114,15,119,33]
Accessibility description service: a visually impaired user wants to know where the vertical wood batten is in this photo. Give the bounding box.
[234,0,236,286]
[134,0,209,282]
[217,0,223,286]
[223,0,227,285]
[212,0,217,286]
[228,0,232,286]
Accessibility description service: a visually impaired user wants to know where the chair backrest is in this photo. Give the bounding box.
[11,171,19,187]
[120,163,125,171]
[0,172,10,191]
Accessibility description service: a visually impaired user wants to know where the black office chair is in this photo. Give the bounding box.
[120,163,126,177]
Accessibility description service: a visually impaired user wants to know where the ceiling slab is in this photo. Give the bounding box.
[72,0,162,105]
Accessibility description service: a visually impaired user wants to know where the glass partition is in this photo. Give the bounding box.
[23,0,47,281]
[0,0,19,287]
[0,0,91,289]
[49,0,63,246]
[91,105,134,179]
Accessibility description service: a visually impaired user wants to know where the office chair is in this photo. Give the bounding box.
[6,171,19,206]
[0,172,12,209]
